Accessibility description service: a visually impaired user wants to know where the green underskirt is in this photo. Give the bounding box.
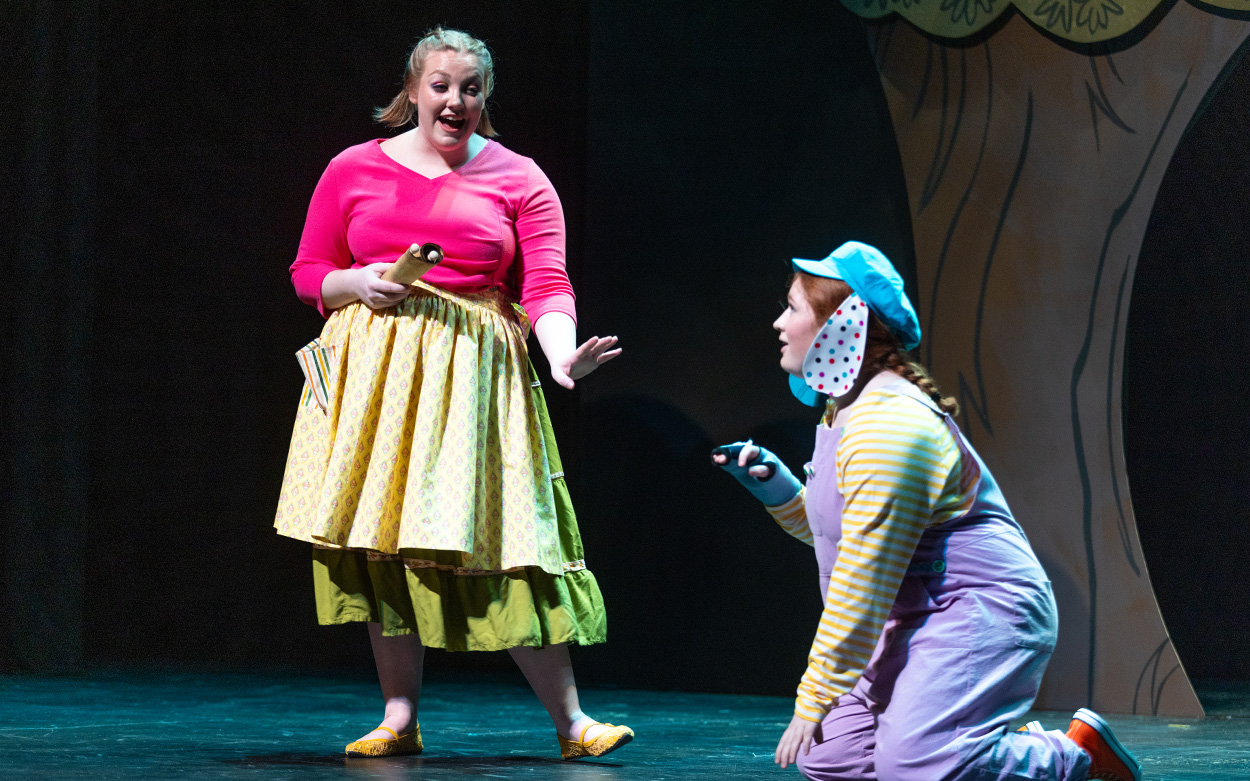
[312,548,607,651]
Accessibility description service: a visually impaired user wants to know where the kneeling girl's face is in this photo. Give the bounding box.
[774,278,823,378]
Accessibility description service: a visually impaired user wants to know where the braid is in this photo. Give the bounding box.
[873,343,959,416]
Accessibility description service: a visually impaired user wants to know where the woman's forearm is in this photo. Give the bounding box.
[533,312,577,367]
[320,268,362,310]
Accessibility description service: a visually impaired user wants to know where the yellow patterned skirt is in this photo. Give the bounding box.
[275,281,606,650]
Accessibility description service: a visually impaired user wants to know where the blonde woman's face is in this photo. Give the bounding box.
[774,278,822,378]
[410,50,486,151]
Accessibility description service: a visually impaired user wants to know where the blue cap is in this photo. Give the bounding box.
[791,241,921,350]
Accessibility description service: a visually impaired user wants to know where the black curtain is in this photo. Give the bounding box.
[3,0,97,673]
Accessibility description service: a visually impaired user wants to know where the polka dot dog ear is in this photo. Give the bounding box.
[802,293,868,398]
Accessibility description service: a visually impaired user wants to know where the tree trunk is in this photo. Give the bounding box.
[869,8,1250,715]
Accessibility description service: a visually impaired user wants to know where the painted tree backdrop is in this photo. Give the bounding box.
[844,2,1250,715]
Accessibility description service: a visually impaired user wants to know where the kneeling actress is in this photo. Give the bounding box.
[713,241,1141,781]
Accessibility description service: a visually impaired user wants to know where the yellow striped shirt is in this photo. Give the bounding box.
[769,387,978,722]
[766,489,813,546]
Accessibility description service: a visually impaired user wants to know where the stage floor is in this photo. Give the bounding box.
[1,671,1247,779]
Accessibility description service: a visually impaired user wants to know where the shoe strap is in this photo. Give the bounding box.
[375,725,399,740]
[577,721,602,744]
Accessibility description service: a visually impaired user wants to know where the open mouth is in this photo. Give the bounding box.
[437,115,466,132]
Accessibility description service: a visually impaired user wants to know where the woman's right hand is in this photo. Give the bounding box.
[350,264,410,308]
[712,441,802,507]
[321,265,410,310]
[711,441,773,479]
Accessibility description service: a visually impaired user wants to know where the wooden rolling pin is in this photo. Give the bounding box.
[382,242,443,284]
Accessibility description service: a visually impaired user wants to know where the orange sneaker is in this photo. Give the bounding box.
[1066,709,1141,781]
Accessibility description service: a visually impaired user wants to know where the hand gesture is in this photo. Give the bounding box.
[710,441,774,479]
[711,441,801,507]
[550,335,621,390]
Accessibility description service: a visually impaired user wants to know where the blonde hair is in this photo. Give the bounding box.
[374,26,498,137]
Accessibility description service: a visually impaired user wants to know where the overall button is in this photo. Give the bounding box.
[906,559,946,575]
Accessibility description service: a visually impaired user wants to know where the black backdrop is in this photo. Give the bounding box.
[4,0,1249,694]
[1125,48,1250,684]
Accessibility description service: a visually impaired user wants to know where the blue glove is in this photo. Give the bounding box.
[711,440,802,507]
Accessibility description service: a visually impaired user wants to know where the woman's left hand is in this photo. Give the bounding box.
[551,335,621,390]
[775,713,819,769]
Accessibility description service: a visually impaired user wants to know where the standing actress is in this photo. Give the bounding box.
[275,27,632,761]
[714,242,1140,780]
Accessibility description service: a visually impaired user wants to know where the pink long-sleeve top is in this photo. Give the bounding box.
[290,138,576,324]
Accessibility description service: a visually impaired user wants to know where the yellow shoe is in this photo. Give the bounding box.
[558,722,634,760]
[344,724,423,757]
